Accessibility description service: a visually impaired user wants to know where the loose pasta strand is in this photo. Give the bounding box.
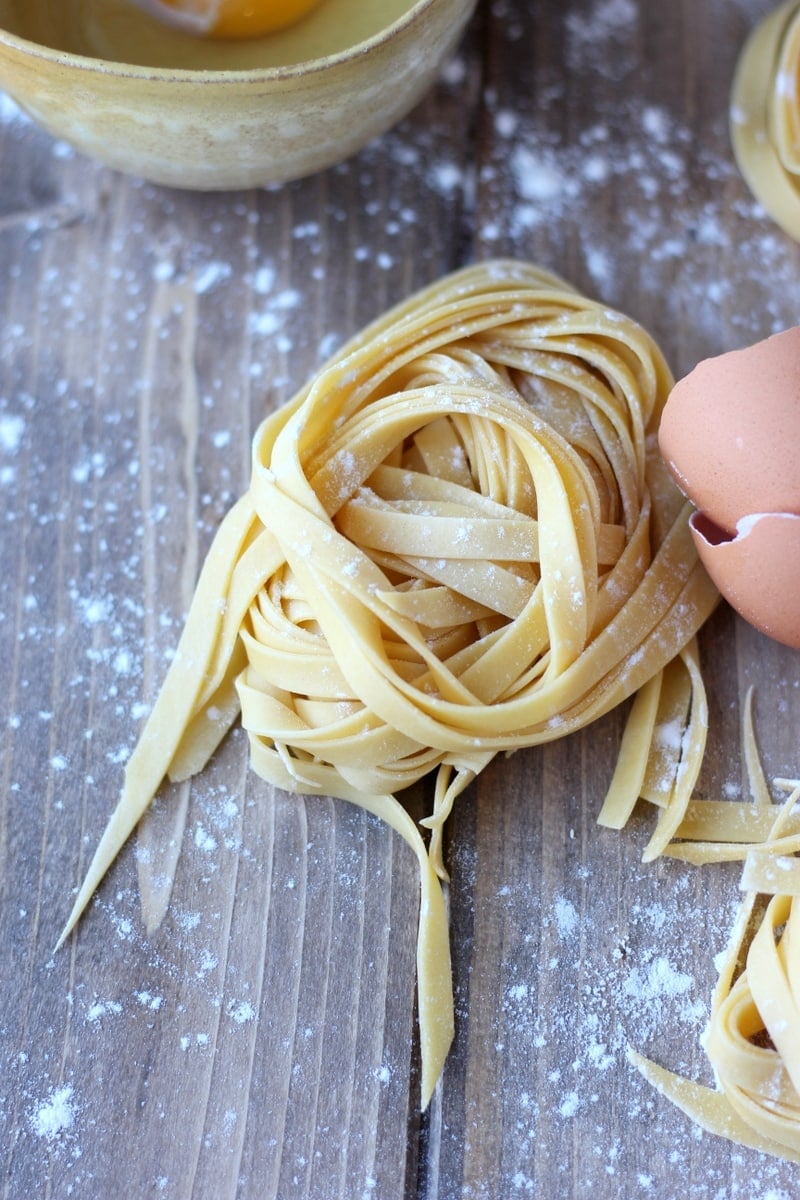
[632,688,800,1162]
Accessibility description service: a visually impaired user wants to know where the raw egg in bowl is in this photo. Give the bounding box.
[134,0,327,40]
[0,0,477,189]
[658,327,800,650]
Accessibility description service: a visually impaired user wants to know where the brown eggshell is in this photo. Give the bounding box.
[659,327,800,534]
[690,511,800,649]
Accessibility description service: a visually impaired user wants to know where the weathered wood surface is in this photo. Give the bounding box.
[2,2,800,1197]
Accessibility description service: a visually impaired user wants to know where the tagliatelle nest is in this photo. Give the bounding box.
[60,260,718,1105]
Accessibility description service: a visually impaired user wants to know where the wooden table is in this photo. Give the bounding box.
[3,1,800,1196]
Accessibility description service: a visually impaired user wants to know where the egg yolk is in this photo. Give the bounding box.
[160,0,323,39]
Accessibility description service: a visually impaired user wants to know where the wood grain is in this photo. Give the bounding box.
[3,2,800,1197]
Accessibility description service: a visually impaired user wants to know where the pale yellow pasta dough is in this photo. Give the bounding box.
[632,691,800,1162]
[59,260,719,1106]
[730,0,800,242]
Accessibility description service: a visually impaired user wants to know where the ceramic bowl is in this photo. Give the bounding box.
[0,0,476,189]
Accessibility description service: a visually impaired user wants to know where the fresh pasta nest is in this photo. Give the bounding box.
[60,260,718,1105]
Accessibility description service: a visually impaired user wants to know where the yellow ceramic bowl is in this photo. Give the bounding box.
[0,0,476,189]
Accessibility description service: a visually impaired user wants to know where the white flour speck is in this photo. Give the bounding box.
[566,0,638,64]
[86,999,123,1022]
[194,824,217,853]
[30,1085,77,1141]
[249,310,281,337]
[495,109,519,138]
[112,650,133,676]
[78,595,112,626]
[176,910,202,932]
[623,955,696,1023]
[253,265,276,294]
[226,999,256,1024]
[273,288,302,310]
[194,261,231,294]
[152,260,175,283]
[0,414,24,452]
[511,147,567,203]
[554,895,578,938]
[136,990,164,1011]
[197,949,218,976]
[441,56,466,86]
[429,162,463,193]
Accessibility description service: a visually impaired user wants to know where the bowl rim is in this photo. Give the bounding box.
[0,0,449,81]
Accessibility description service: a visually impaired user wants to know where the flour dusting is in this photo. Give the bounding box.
[29,1085,78,1141]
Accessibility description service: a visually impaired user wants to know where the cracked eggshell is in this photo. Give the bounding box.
[690,512,800,649]
[658,326,800,534]
[659,327,800,649]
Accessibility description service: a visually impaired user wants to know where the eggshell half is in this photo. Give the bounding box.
[690,511,800,649]
[659,326,800,534]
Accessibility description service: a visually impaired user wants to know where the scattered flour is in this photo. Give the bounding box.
[553,895,579,939]
[135,990,165,1011]
[252,264,276,294]
[152,259,175,283]
[511,147,571,205]
[0,413,24,452]
[623,956,698,1018]
[429,161,464,194]
[86,998,123,1022]
[75,593,113,626]
[193,823,218,853]
[29,1085,78,1141]
[194,261,232,295]
[226,999,256,1024]
[565,0,639,78]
